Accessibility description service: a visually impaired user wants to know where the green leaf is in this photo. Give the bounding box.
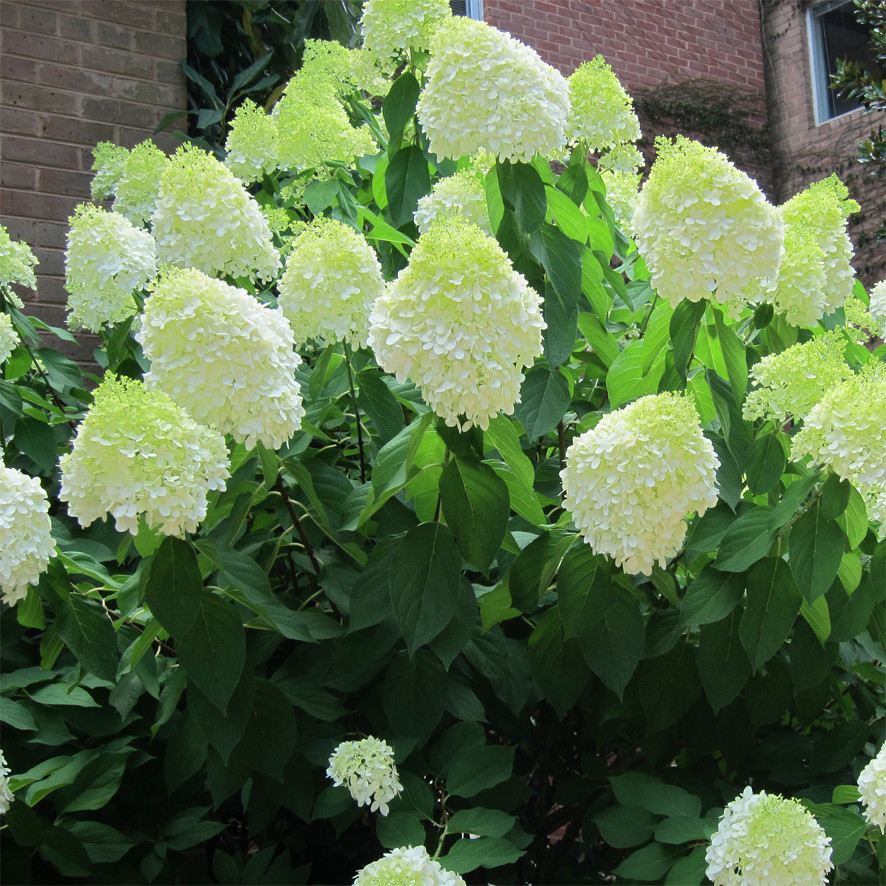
[680,567,745,627]
[57,750,131,813]
[188,670,255,764]
[836,484,868,548]
[593,805,658,848]
[177,594,246,714]
[232,678,298,781]
[740,558,801,669]
[545,185,589,242]
[581,587,645,699]
[14,415,58,473]
[530,222,582,309]
[639,643,699,733]
[513,364,571,441]
[508,531,575,613]
[820,472,852,520]
[382,650,447,738]
[613,843,685,881]
[606,338,666,408]
[799,594,832,645]
[448,808,517,838]
[809,804,868,865]
[440,457,509,572]
[442,836,524,874]
[611,772,702,818]
[385,145,431,227]
[557,545,611,638]
[528,608,590,716]
[542,278,579,367]
[55,595,118,683]
[789,499,845,602]
[0,698,36,731]
[446,743,515,798]
[654,816,710,844]
[388,523,461,654]
[664,846,708,885]
[63,820,136,865]
[382,71,420,149]
[711,309,748,405]
[357,369,404,442]
[716,507,775,572]
[376,812,426,849]
[745,431,786,495]
[497,159,546,232]
[698,610,751,713]
[144,536,203,639]
[832,785,861,804]
[670,299,706,382]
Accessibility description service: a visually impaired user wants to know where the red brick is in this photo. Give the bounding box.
[38,62,114,94]
[0,161,37,190]
[37,167,92,198]
[39,114,116,146]
[80,44,153,78]
[9,32,78,64]
[79,0,155,29]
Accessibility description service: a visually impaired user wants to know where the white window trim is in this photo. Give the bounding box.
[465,0,484,20]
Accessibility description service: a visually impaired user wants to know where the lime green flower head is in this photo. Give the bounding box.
[300,38,390,97]
[0,750,14,813]
[360,0,452,63]
[417,17,569,163]
[138,267,305,451]
[561,392,719,575]
[151,144,281,283]
[327,737,403,816]
[0,314,17,364]
[59,375,229,537]
[632,136,783,310]
[858,741,886,833]
[1,466,55,606]
[368,217,544,431]
[413,169,491,236]
[113,140,168,227]
[278,218,383,349]
[742,332,853,424]
[354,846,465,886]
[868,279,886,336]
[0,225,38,300]
[568,56,641,151]
[64,204,157,332]
[90,141,129,201]
[705,787,833,886]
[599,144,644,232]
[224,99,280,185]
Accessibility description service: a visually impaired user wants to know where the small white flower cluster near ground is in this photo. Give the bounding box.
[353,846,465,886]
[0,750,14,814]
[705,787,833,886]
[327,736,403,816]
[858,741,886,833]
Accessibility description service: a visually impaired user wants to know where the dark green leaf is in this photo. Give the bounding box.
[740,558,801,669]
[13,415,57,474]
[542,279,579,367]
[144,536,203,638]
[607,338,666,408]
[698,610,751,713]
[442,836,524,874]
[385,145,431,227]
[376,812,426,849]
[593,805,658,848]
[581,587,645,699]
[716,507,775,572]
[613,843,684,881]
[55,595,118,683]
[233,678,298,781]
[789,499,844,602]
[357,369,404,442]
[712,309,748,405]
[639,643,699,733]
[382,650,447,738]
[446,743,515,798]
[448,808,517,838]
[529,223,582,308]
[514,364,571,441]
[790,618,837,690]
[507,531,574,613]
[497,159,546,232]
[670,300,706,382]
[820,473,852,520]
[680,566,745,627]
[528,608,590,716]
[383,71,420,149]
[188,669,255,764]
[557,545,611,638]
[746,431,786,495]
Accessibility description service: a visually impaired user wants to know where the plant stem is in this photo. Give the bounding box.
[342,342,367,483]
[274,474,322,575]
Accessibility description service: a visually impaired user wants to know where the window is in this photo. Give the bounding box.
[808,0,877,123]
[450,0,484,20]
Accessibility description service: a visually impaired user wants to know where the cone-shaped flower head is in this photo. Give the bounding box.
[90,141,129,201]
[353,846,465,886]
[417,17,569,163]
[151,144,280,283]
[59,375,229,536]
[0,466,55,606]
[275,79,377,174]
[327,737,403,816]
[632,136,783,311]
[599,144,644,232]
[561,392,719,575]
[113,140,168,227]
[568,56,640,151]
[138,267,305,450]
[224,99,280,185]
[64,204,157,332]
[414,169,492,236]
[368,217,544,431]
[742,332,853,424]
[869,279,886,335]
[0,314,18,364]
[858,741,886,833]
[0,225,38,299]
[843,293,884,341]
[278,218,384,349]
[360,0,452,62]
[300,38,390,97]
[705,787,833,886]
[0,750,13,814]
[773,175,858,326]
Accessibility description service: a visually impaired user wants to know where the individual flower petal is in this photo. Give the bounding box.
[59,375,229,537]
[858,741,886,833]
[151,144,281,283]
[360,0,452,63]
[0,225,38,297]
[368,217,544,431]
[278,218,384,348]
[561,393,719,575]
[414,169,491,236]
[0,466,55,606]
[353,846,465,886]
[64,204,157,332]
[568,56,641,151]
[417,17,569,163]
[0,313,18,364]
[705,787,833,886]
[327,737,403,816]
[632,136,783,311]
[138,267,305,450]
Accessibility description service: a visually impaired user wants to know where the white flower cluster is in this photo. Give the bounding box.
[64,204,157,332]
[0,750,13,814]
[858,741,886,833]
[0,313,18,364]
[705,787,833,886]
[278,218,384,349]
[138,267,305,451]
[368,218,544,431]
[327,736,403,816]
[360,0,452,62]
[773,175,858,326]
[0,466,55,606]
[742,332,852,424]
[418,16,569,163]
[869,279,886,335]
[151,144,280,283]
[561,393,719,575]
[632,136,783,311]
[599,144,644,233]
[60,375,229,537]
[224,99,280,185]
[112,140,169,227]
[0,224,38,298]
[300,38,390,98]
[353,846,465,886]
[413,169,492,236]
[90,141,129,201]
[567,56,641,152]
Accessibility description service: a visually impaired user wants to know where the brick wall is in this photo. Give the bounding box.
[762,0,885,285]
[0,0,187,348]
